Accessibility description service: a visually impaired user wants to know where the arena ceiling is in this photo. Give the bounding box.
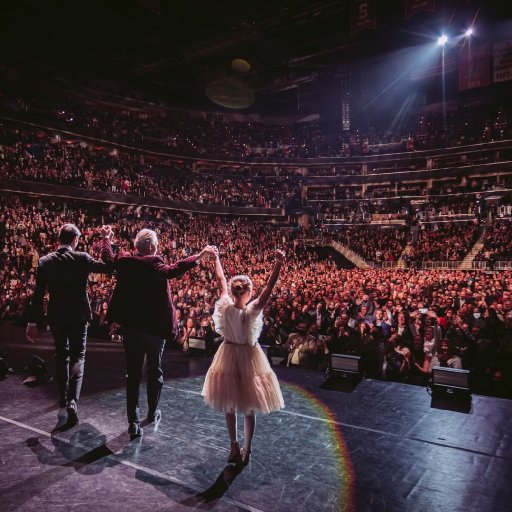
[1,1,511,112]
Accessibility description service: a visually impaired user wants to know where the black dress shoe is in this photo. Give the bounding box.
[128,422,143,438]
[66,400,79,426]
[146,409,161,424]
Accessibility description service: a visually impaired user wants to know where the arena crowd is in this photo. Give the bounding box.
[1,194,511,398]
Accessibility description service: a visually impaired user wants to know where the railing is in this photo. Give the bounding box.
[325,259,512,271]
[494,261,512,270]
[339,260,511,270]
[299,238,330,247]
[421,261,462,270]
[419,215,477,225]
[469,261,512,270]
[2,112,512,167]
[0,178,284,217]
[369,261,399,269]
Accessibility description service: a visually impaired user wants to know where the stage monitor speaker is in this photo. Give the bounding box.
[431,366,470,394]
[188,337,206,351]
[322,354,362,392]
[330,354,361,375]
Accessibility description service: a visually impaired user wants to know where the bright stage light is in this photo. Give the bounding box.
[465,28,473,37]
[438,34,448,46]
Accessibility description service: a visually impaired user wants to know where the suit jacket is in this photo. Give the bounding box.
[453,297,475,312]
[28,246,112,325]
[309,311,332,334]
[101,239,197,339]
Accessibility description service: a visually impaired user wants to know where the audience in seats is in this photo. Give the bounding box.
[1,193,511,398]
[0,127,298,208]
[476,220,512,265]
[2,91,509,158]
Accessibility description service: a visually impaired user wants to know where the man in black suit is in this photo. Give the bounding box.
[101,227,216,438]
[310,301,333,335]
[26,223,112,425]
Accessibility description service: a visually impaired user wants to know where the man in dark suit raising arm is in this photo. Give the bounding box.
[101,227,216,438]
[26,223,112,425]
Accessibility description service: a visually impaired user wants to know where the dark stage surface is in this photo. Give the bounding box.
[0,325,511,512]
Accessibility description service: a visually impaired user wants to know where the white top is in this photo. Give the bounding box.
[212,294,263,346]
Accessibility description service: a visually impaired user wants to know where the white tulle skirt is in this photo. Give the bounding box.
[202,342,284,415]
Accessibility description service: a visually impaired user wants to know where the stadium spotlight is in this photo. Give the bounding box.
[465,27,473,37]
[438,34,448,46]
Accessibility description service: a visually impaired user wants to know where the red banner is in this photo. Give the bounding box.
[459,42,491,91]
[351,0,377,36]
[405,0,435,20]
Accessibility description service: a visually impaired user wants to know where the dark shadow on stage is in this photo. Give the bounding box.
[430,391,472,414]
[137,463,244,509]
[27,424,143,472]
[4,426,126,510]
[182,464,243,508]
[320,373,361,393]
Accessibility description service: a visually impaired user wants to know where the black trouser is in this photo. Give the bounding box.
[123,328,166,424]
[50,322,88,403]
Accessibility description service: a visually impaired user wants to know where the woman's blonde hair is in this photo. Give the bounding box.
[228,275,253,298]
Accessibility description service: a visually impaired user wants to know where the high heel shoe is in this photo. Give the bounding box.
[227,441,241,464]
[239,447,251,467]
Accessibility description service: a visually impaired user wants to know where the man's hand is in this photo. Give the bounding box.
[198,245,218,260]
[275,249,285,263]
[26,325,38,344]
[101,225,113,240]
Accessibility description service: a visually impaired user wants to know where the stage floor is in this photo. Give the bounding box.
[0,325,511,512]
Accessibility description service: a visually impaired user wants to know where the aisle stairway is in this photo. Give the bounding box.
[459,228,487,270]
[330,241,371,269]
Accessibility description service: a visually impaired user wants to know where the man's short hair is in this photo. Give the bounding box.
[59,224,81,245]
[134,229,158,255]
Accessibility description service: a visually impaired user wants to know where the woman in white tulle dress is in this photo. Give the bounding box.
[202,249,285,467]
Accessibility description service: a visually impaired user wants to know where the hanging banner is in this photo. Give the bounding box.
[493,40,512,83]
[459,42,491,91]
[351,0,377,36]
[405,0,435,20]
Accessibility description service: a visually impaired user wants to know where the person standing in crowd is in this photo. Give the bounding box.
[286,320,317,368]
[26,223,113,426]
[101,226,216,438]
[311,301,332,334]
[430,338,463,369]
[179,317,197,353]
[202,249,285,467]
